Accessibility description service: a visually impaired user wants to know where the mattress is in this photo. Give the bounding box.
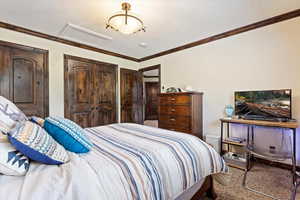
[0,123,227,200]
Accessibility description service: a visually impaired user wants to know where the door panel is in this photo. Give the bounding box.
[73,112,91,128]
[65,59,93,128]
[0,44,48,118]
[0,46,12,99]
[120,68,143,124]
[13,58,34,103]
[145,82,159,120]
[93,64,117,126]
[75,69,91,104]
[65,56,117,128]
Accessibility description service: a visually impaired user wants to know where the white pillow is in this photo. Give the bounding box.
[0,96,27,133]
[0,134,30,176]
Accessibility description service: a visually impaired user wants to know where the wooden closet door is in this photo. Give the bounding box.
[65,55,117,128]
[93,64,117,126]
[120,68,143,124]
[0,46,11,99]
[0,43,48,117]
[64,58,94,128]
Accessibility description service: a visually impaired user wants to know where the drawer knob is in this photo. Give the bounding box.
[170,118,176,121]
[170,98,175,101]
[171,109,175,112]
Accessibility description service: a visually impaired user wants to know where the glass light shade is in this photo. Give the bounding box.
[108,14,144,34]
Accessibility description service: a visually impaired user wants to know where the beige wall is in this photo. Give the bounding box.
[0,27,139,121]
[140,18,300,163]
[1,17,300,162]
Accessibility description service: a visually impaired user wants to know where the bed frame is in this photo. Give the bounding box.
[191,175,217,200]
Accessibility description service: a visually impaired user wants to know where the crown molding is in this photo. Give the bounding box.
[0,21,139,62]
[138,9,300,62]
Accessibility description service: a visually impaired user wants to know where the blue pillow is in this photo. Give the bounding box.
[44,117,93,153]
[8,121,70,165]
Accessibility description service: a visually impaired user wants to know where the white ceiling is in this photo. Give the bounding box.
[0,0,299,59]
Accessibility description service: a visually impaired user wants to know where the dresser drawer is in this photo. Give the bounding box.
[159,95,190,105]
[159,123,191,133]
[159,115,190,128]
[159,105,190,116]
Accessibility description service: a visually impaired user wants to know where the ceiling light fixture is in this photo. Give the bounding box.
[106,2,146,35]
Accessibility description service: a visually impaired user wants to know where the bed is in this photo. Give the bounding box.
[0,123,227,200]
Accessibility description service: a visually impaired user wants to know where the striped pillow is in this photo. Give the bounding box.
[44,117,93,153]
[0,96,27,133]
[8,121,70,165]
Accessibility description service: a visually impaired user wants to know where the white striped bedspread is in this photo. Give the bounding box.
[0,123,228,200]
[84,123,228,200]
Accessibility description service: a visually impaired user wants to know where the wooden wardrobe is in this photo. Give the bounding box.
[0,41,49,117]
[64,55,117,128]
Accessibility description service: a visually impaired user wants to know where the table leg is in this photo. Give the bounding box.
[227,122,230,152]
[246,125,250,170]
[220,122,223,155]
[251,126,254,146]
[290,128,297,200]
[292,128,297,186]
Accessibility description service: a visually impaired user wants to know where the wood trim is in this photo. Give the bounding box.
[64,55,71,119]
[0,9,299,63]
[220,118,299,129]
[139,64,161,72]
[0,40,48,53]
[63,54,118,121]
[0,21,139,62]
[143,75,159,78]
[64,54,119,66]
[120,67,138,73]
[43,51,49,117]
[139,64,161,92]
[139,9,300,62]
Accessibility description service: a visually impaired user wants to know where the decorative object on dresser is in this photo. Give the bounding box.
[158,92,203,139]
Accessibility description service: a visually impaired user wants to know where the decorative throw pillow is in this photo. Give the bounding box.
[44,117,93,153]
[0,135,30,176]
[29,116,45,127]
[8,121,70,165]
[0,131,7,140]
[0,96,27,133]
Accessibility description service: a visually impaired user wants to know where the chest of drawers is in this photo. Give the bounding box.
[158,92,203,139]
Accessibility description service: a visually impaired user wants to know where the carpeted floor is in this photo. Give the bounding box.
[206,163,300,200]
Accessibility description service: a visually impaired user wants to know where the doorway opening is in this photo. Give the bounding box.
[139,65,161,127]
